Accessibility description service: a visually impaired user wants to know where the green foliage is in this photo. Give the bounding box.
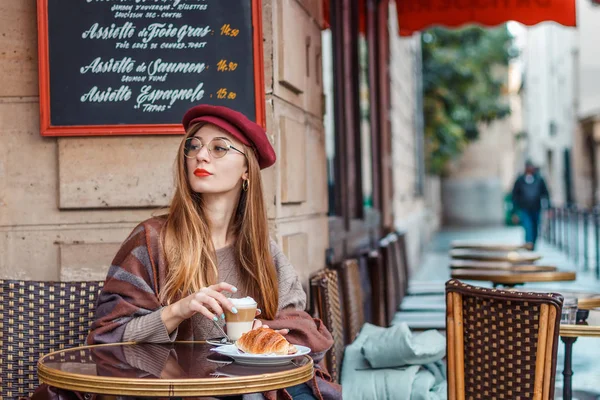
[421,25,514,175]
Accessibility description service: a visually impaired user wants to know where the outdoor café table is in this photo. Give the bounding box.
[560,308,600,400]
[450,269,576,287]
[37,341,314,397]
[504,289,600,310]
[451,240,532,251]
[450,259,558,272]
[449,249,542,263]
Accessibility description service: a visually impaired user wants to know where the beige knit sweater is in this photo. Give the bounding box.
[122,239,307,343]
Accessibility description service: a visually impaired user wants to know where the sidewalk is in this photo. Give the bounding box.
[415,225,598,291]
[415,225,600,399]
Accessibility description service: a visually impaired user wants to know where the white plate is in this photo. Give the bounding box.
[210,344,311,366]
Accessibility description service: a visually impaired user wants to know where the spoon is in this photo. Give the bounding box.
[212,319,233,344]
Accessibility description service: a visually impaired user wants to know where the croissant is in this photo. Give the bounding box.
[235,327,298,355]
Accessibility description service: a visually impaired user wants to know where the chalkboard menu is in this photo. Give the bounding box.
[37,0,265,136]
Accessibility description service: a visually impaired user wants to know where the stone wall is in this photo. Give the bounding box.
[572,120,595,207]
[521,24,575,207]
[388,2,438,272]
[577,0,600,120]
[443,116,515,227]
[0,0,328,292]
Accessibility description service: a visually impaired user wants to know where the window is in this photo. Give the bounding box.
[322,0,393,259]
[323,28,337,215]
[359,31,374,210]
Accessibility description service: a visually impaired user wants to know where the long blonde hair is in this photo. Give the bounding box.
[161,124,279,319]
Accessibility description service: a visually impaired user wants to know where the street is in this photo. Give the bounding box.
[415,225,600,399]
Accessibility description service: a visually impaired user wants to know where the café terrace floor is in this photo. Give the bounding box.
[415,225,600,399]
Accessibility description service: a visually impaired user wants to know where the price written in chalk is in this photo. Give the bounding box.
[216,88,237,100]
[220,24,239,37]
[217,59,238,72]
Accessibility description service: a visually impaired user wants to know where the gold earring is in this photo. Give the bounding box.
[242,179,249,192]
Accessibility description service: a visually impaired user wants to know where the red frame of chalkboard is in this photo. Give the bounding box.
[36,0,267,136]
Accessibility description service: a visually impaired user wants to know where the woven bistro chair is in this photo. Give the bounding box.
[390,231,410,299]
[446,280,563,400]
[397,231,411,294]
[310,269,345,383]
[366,249,386,327]
[380,236,400,325]
[0,279,104,399]
[335,259,365,344]
[357,254,373,324]
[386,233,405,303]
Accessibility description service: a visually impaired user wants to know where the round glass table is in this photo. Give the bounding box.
[450,259,557,272]
[449,249,542,263]
[450,240,532,251]
[450,269,576,287]
[559,308,600,400]
[504,288,600,310]
[37,342,314,397]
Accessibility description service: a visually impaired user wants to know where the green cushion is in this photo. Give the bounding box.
[361,322,446,369]
[412,369,447,400]
[342,336,420,400]
[341,324,447,400]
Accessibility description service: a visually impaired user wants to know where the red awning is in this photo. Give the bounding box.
[322,0,577,35]
[396,0,576,36]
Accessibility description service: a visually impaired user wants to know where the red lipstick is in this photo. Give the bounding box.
[194,168,212,177]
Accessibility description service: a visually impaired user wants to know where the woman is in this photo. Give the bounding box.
[87,105,341,400]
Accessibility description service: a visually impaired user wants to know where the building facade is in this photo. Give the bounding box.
[388,1,439,269]
[573,0,600,207]
[0,1,437,287]
[519,22,576,207]
[442,113,518,227]
[438,38,519,227]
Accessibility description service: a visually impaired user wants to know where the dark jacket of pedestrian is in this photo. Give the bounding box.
[511,173,551,212]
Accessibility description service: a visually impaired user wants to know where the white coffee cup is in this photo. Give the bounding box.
[224,296,257,341]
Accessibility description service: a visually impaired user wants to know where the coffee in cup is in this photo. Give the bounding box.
[224,296,257,341]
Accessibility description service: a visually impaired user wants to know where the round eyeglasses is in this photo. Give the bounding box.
[184,137,246,159]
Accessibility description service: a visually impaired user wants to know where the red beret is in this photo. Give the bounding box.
[182,105,276,169]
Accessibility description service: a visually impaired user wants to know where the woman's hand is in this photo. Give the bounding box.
[180,282,238,321]
[161,282,237,334]
[251,318,289,336]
